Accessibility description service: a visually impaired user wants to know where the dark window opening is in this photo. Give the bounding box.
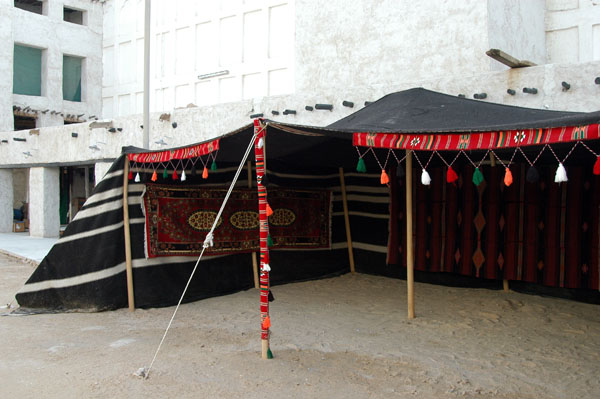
[64,119,78,125]
[14,114,36,131]
[63,55,82,102]
[14,44,42,96]
[14,0,44,15]
[64,6,84,25]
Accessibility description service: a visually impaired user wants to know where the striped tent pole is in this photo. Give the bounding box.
[254,119,272,359]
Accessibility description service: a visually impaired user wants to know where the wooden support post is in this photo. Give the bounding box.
[261,338,269,360]
[503,279,509,292]
[490,154,509,291]
[248,160,259,289]
[406,150,415,319]
[123,158,135,311]
[339,167,356,273]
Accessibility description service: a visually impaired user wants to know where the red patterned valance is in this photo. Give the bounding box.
[353,124,600,151]
[128,139,219,163]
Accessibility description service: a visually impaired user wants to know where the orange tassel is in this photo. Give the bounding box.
[504,167,513,186]
[266,203,274,216]
[380,169,389,184]
[202,166,208,179]
[151,170,158,182]
[262,316,271,330]
[446,166,459,183]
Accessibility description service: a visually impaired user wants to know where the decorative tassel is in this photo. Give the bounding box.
[262,264,271,272]
[380,169,389,184]
[257,137,264,149]
[526,165,539,183]
[202,166,208,179]
[267,234,274,247]
[151,170,158,182]
[356,158,367,173]
[266,203,274,216]
[211,160,217,171]
[134,172,140,183]
[172,169,178,180]
[472,167,484,186]
[594,157,600,175]
[268,290,274,302]
[267,347,273,359]
[128,171,133,180]
[446,166,458,183]
[421,169,431,185]
[181,170,186,181]
[396,163,405,178]
[162,168,168,179]
[504,167,513,186]
[555,163,568,183]
[262,316,271,330]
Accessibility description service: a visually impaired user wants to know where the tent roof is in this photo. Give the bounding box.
[328,88,600,133]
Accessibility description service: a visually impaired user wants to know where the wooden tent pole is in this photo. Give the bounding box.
[123,157,135,311]
[248,160,259,289]
[406,150,415,319]
[339,167,356,273]
[490,153,509,292]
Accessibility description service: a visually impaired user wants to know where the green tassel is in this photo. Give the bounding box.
[472,167,484,186]
[211,160,217,171]
[162,168,168,179]
[267,234,274,247]
[267,348,273,359]
[356,158,367,173]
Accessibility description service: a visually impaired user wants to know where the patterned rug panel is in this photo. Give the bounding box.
[143,185,331,257]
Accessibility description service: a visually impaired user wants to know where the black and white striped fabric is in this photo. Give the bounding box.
[15,132,391,311]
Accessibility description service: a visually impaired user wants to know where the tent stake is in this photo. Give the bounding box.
[406,150,415,319]
[338,167,356,273]
[248,160,259,289]
[123,157,135,311]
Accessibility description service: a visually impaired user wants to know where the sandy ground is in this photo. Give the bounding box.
[1,253,599,399]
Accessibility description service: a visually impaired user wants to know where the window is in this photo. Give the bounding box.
[14,114,36,131]
[14,0,43,15]
[63,6,84,25]
[13,44,42,96]
[63,55,82,102]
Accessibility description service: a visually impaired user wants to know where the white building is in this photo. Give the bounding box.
[1,0,600,236]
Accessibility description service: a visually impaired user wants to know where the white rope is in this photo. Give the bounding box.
[138,127,260,379]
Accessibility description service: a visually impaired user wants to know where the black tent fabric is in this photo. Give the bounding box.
[329,88,600,133]
[15,88,600,311]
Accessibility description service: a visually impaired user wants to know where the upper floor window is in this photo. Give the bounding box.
[14,0,44,15]
[13,44,42,97]
[64,6,85,25]
[63,55,83,102]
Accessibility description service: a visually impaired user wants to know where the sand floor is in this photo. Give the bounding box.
[1,253,599,398]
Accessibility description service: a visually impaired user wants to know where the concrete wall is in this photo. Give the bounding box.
[0,169,13,232]
[0,0,103,132]
[487,0,546,70]
[28,167,60,238]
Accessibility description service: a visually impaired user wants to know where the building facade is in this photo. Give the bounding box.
[1,0,600,236]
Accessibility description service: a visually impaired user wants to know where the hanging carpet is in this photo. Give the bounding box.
[143,185,331,257]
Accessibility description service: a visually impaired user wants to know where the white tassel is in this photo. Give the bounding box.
[203,232,214,248]
[257,137,264,149]
[421,169,431,185]
[554,163,568,183]
[134,172,140,182]
[262,264,271,272]
[181,170,186,181]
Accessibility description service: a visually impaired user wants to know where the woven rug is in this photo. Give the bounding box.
[143,185,331,258]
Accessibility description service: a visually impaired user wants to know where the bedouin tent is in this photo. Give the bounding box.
[15,88,600,323]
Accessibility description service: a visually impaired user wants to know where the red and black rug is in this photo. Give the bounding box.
[142,185,331,258]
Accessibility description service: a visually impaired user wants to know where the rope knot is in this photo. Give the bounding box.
[203,232,214,248]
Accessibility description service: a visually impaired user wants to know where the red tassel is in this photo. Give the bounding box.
[262,316,271,330]
[594,156,600,175]
[172,169,178,180]
[128,171,133,180]
[446,166,458,183]
[202,166,208,179]
[151,170,158,182]
[504,167,513,186]
[266,203,274,216]
[380,169,389,184]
